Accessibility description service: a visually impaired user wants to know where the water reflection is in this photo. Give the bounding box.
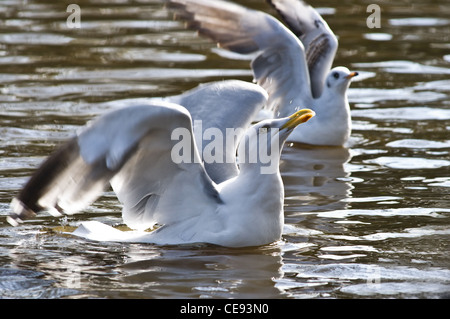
[281,144,353,214]
[117,245,285,298]
[5,232,287,298]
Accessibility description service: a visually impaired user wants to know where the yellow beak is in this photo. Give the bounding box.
[281,109,315,130]
[345,71,359,79]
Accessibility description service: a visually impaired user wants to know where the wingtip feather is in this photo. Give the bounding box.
[8,198,37,226]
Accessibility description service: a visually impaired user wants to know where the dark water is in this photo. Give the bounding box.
[0,0,449,299]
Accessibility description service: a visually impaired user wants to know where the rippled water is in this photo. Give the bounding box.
[0,0,449,299]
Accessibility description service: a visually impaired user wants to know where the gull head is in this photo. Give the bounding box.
[237,109,315,172]
[325,66,358,94]
[249,108,315,149]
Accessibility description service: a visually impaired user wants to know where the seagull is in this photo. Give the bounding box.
[8,80,315,247]
[168,0,358,146]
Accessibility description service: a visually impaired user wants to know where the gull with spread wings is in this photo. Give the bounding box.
[8,81,316,247]
[168,0,358,146]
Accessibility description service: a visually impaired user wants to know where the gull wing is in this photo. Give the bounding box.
[10,102,221,231]
[169,80,267,183]
[268,0,338,98]
[168,0,312,115]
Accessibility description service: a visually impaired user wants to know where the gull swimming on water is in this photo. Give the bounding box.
[168,0,358,146]
[8,80,315,247]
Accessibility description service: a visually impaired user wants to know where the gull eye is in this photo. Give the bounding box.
[332,72,339,79]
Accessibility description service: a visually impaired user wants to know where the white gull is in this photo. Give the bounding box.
[168,0,358,146]
[9,80,315,247]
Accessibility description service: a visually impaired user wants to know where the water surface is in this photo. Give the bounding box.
[0,0,449,299]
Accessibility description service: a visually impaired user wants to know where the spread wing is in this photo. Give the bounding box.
[268,0,338,98]
[168,0,312,115]
[169,80,267,183]
[10,102,221,231]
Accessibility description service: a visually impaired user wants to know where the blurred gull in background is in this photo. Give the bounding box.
[168,0,358,146]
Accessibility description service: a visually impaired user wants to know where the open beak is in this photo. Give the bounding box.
[345,71,359,79]
[281,109,315,131]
